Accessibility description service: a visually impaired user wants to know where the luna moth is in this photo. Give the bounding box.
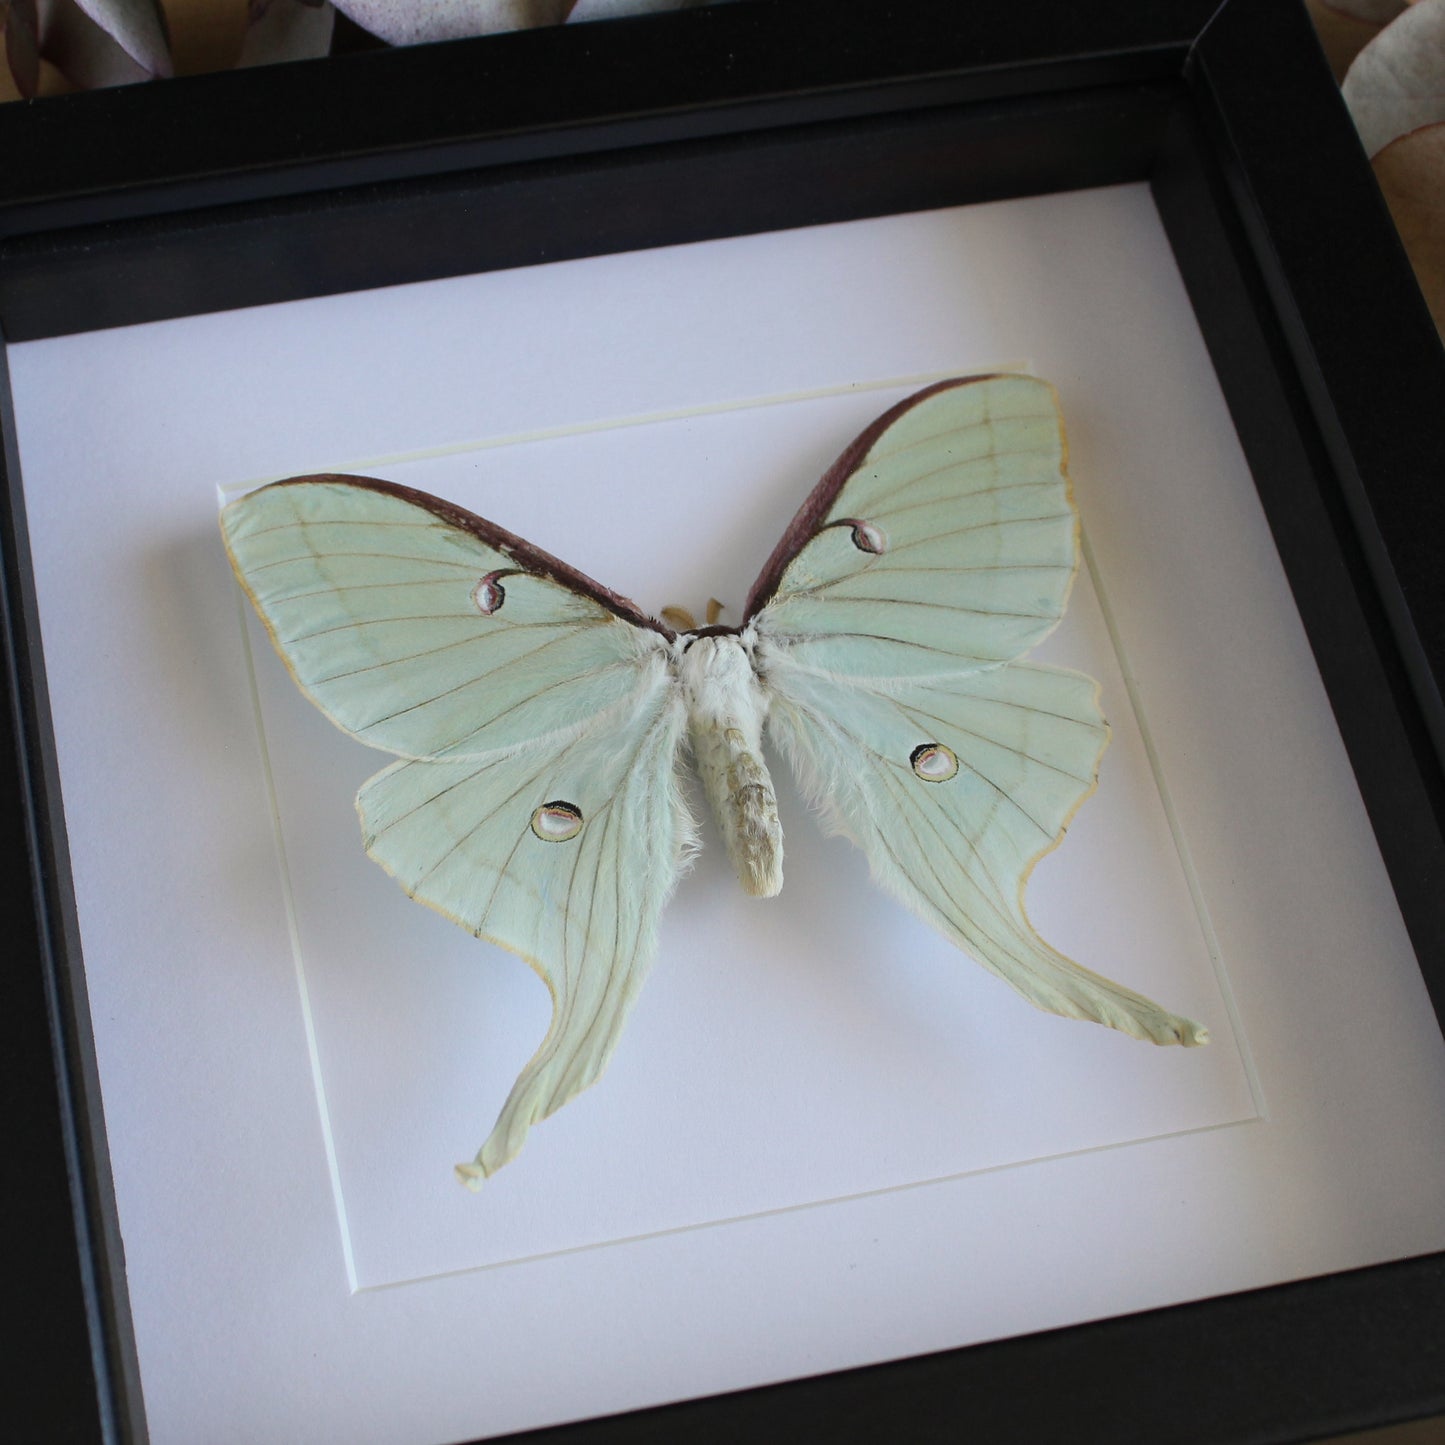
[222,373,1208,1185]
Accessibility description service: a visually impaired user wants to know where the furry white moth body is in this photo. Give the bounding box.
[677,627,783,898]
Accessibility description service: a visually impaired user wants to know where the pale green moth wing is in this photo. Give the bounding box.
[221,475,669,760]
[760,650,1208,1045]
[746,374,1080,678]
[749,375,1208,1047]
[222,475,696,1180]
[359,667,692,1182]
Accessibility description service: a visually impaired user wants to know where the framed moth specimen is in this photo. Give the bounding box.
[6,2,1444,1442]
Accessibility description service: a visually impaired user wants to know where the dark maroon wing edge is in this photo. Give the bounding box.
[742,374,1009,621]
[262,473,676,641]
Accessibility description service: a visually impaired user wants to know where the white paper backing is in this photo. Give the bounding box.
[11,184,1445,1444]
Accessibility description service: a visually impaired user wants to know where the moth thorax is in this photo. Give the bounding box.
[679,635,783,898]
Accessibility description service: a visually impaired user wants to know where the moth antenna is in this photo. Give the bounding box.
[705,597,727,626]
[660,604,697,631]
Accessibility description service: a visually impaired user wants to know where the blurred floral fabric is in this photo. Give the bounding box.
[0,0,711,95]
[1,0,1442,336]
[1313,0,1445,335]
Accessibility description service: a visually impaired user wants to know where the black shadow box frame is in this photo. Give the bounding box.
[3,1,1444,1441]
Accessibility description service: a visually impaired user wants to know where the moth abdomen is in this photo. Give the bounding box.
[718,745,783,898]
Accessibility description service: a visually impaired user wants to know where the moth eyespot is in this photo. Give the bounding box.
[530,801,583,842]
[910,743,958,782]
[849,520,887,554]
[822,517,888,554]
[473,571,507,615]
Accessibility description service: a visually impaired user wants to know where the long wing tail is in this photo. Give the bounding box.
[762,648,1208,1047]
